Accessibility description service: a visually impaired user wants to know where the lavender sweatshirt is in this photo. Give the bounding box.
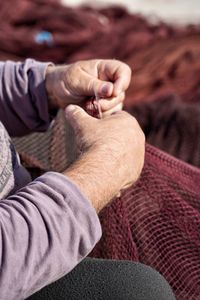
[0,59,102,300]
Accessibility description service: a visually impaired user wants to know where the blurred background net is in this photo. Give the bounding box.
[0,0,200,299]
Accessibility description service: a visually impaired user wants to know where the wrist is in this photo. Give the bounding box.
[45,65,59,110]
[63,147,120,213]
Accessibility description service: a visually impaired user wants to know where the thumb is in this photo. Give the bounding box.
[80,72,114,98]
[65,104,94,132]
[93,79,113,98]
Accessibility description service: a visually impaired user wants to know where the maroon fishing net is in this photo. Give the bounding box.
[91,143,200,300]
[1,1,200,299]
[130,94,200,168]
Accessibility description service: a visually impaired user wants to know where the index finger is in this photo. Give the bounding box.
[100,60,132,97]
[112,61,132,97]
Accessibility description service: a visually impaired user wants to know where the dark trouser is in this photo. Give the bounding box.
[27,258,176,300]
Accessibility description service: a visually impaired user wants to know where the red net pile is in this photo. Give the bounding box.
[0,0,199,106]
[91,144,200,300]
[1,1,200,299]
[130,94,200,168]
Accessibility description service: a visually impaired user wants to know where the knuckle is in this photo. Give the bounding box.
[121,61,132,76]
[88,78,95,91]
[73,61,81,69]
[126,114,139,129]
[140,130,146,144]
[127,64,132,76]
[72,77,82,89]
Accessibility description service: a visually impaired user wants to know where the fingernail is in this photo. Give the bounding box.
[101,83,111,96]
[65,105,76,112]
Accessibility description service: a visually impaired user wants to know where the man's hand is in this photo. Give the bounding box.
[63,105,145,212]
[45,59,131,116]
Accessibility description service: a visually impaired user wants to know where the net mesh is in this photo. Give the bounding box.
[130,94,200,168]
[91,144,200,300]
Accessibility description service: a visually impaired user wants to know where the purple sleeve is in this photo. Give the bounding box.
[0,172,102,300]
[0,59,52,136]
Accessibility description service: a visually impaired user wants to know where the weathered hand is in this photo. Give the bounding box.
[45,59,131,116]
[64,105,145,212]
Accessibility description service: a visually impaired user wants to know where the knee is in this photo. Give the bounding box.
[83,258,176,300]
[118,261,176,300]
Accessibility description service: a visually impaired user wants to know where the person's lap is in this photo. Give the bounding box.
[27,257,175,300]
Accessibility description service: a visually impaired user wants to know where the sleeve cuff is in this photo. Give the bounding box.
[30,61,57,126]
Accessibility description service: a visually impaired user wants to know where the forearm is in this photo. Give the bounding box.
[0,172,101,299]
[0,59,52,136]
[64,146,121,213]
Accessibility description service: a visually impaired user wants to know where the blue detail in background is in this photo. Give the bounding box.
[35,31,54,46]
